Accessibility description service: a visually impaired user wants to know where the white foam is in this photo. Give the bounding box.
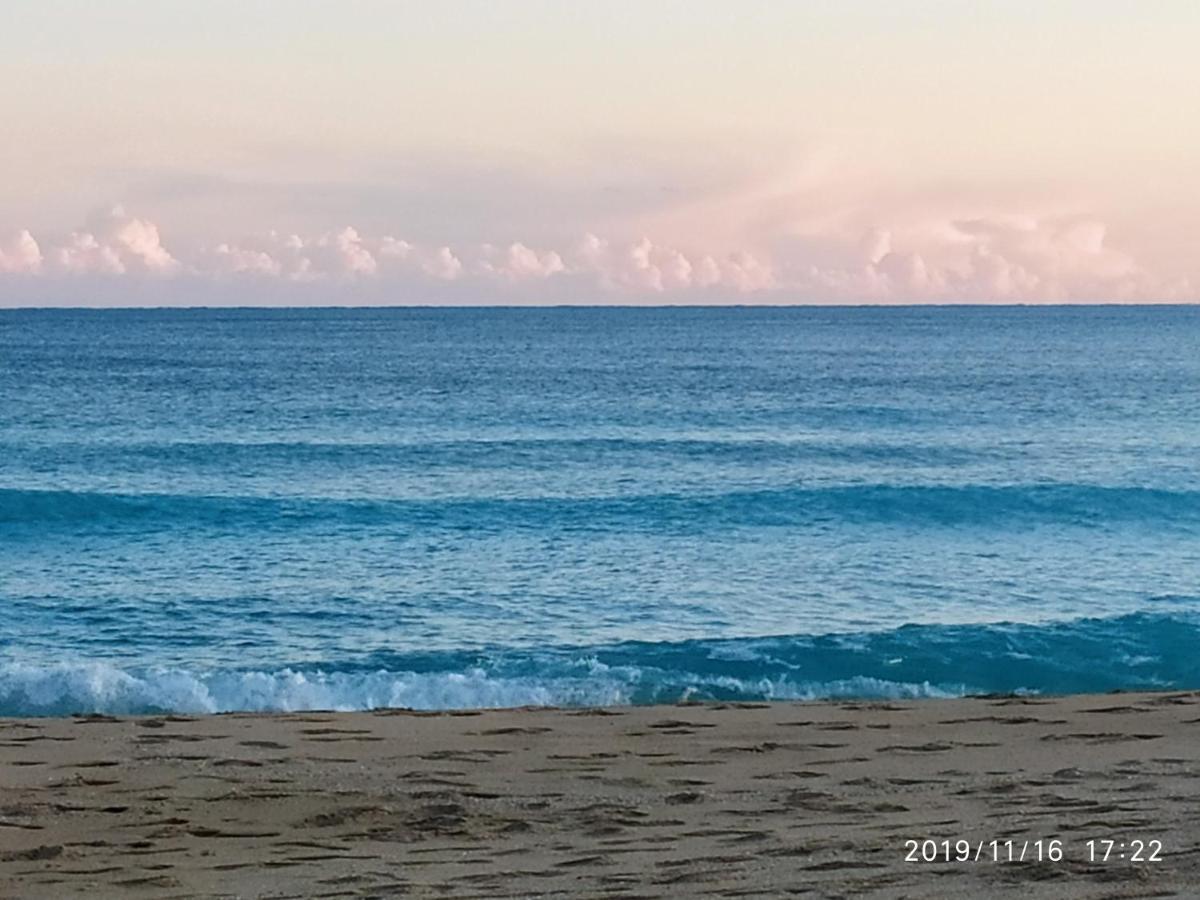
[760,675,965,701]
[0,659,968,717]
[0,661,635,716]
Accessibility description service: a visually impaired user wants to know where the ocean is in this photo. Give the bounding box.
[2,305,1198,715]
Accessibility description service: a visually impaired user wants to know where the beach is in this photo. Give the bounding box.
[2,692,1197,898]
[5,1,1200,894]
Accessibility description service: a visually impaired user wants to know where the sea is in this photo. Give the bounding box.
[2,306,1198,716]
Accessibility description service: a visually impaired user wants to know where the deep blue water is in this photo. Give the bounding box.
[1,306,1199,715]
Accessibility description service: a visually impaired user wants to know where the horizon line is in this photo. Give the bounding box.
[2,301,1198,312]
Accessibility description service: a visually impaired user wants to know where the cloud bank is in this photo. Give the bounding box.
[0,205,1191,304]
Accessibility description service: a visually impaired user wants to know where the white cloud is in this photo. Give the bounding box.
[765,213,1181,303]
[209,242,283,277]
[379,236,413,259]
[480,242,566,281]
[421,246,463,281]
[0,205,1193,303]
[112,215,177,273]
[0,230,42,274]
[569,235,775,294]
[202,228,378,282]
[55,231,127,275]
[50,206,179,276]
[318,226,377,276]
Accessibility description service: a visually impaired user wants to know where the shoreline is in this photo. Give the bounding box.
[2,691,1198,897]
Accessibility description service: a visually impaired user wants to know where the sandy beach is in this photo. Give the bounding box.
[1,692,1197,898]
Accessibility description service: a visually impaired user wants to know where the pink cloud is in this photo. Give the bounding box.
[55,231,127,275]
[420,246,463,281]
[0,205,1193,303]
[317,227,377,277]
[479,242,566,281]
[569,234,774,293]
[209,243,283,277]
[0,230,42,274]
[51,207,179,276]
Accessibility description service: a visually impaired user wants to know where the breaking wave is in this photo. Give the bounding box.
[3,612,1196,717]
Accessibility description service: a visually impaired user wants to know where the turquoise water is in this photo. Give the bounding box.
[1,306,1198,714]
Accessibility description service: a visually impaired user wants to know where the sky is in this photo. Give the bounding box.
[1,1,1198,305]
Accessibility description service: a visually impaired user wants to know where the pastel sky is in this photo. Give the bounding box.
[2,1,1198,305]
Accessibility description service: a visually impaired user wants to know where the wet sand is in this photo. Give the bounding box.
[2,691,1198,898]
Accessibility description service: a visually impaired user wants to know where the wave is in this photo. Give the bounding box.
[0,436,987,468]
[4,483,1200,531]
[2,612,1196,716]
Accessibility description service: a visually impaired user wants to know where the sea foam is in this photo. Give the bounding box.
[0,660,957,717]
[2,613,1195,717]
